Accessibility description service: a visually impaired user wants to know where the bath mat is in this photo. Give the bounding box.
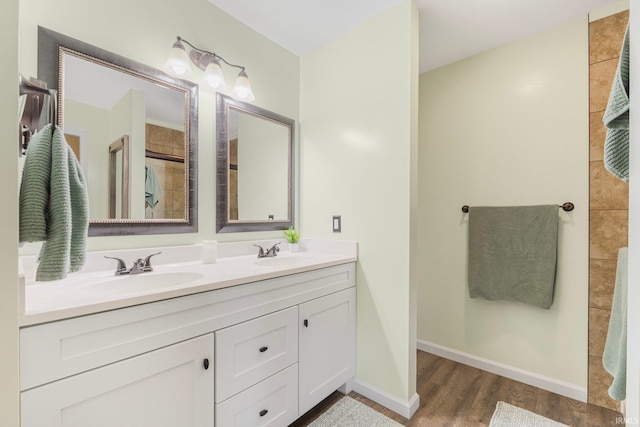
[309,396,403,427]
[489,401,568,427]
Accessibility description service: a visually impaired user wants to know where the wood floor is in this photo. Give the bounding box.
[292,350,623,427]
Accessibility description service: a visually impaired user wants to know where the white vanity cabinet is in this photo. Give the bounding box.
[21,334,215,427]
[20,262,356,427]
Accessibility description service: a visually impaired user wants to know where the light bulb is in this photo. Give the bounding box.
[203,58,227,91]
[172,65,187,75]
[231,70,255,102]
[163,39,193,78]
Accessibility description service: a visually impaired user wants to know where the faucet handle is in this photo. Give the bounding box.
[143,252,161,271]
[144,252,162,267]
[104,256,127,273]
[253,244,265,258]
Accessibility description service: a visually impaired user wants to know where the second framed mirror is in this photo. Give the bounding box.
[216,93,295,233]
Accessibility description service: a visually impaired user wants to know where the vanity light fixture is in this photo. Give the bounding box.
[163,36,255,102]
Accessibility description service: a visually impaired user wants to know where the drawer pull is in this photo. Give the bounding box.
[259,346,269,353]
[259,409,268,417]
[203,358,210,370]
[303,319,309,327]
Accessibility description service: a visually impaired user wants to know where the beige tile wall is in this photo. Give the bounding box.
[588,10,629,411]
[145,123,186,219]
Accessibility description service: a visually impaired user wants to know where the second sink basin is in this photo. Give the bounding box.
[79,272,204,294]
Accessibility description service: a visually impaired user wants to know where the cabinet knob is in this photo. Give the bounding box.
[203,358,210,370]
[259,409,268,417]
[259,346,269,353]
[303,319,309,327]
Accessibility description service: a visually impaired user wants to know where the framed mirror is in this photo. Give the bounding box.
[216,93,294,233]
[37,27,198,236]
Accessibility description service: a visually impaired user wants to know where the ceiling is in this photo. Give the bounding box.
[208,0,624,73]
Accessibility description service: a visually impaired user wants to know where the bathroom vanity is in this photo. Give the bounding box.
[19,240,357,427]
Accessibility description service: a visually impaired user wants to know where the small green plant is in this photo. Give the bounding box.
[283,226,300,244]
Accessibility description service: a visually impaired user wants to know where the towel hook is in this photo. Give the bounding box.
[18,75,58,156]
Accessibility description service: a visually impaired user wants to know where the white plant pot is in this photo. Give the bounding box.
[289,243,299,253]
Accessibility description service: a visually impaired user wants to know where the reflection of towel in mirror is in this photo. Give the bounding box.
[603,247,628,401]
[19,125,89,281]
[603,22,630,181]
[145,165,163,208]
[468,205,559,309]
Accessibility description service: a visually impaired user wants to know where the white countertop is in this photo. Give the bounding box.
[20,239,357,326]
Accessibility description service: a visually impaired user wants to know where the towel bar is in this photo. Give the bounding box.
[461,202,574,213]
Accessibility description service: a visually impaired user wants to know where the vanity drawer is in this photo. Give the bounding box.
[215,306,298,402]
[216,364,298,427]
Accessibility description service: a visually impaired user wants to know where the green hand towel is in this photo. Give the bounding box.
[603,23,630,182]
[603,247,628,401]
[468,205,559,309]
[19,125,89,281]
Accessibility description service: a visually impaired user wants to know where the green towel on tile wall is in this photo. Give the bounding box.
[603,23,630,182]
[467,205,558,309]
[19,125,89,281]
[145,165,163,208]
[603,247,628,401]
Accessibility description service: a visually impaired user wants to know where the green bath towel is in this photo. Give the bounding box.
[468,205,559,309]
[603,23,630,182]
[603,247,628,401]
[19,125,89,281]
[19,126,52,243]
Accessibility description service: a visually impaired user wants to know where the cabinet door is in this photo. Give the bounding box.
[298,287,356,414]
[21,334,214,427]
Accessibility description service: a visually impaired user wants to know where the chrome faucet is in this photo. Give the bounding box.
[253,243,280,258]
[105,252,161,275]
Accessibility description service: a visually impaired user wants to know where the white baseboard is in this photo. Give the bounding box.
[417,339,587,402]
[351,378,420,419]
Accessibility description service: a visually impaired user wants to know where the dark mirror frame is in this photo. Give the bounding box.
[37,26,198,236]
[216,93,295,233]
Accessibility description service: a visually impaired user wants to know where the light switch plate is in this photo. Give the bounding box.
[332,215,341,233]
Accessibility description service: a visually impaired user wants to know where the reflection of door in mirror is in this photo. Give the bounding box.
[108,136,130,219]
[144,123,185,219]
[66,134,81,160]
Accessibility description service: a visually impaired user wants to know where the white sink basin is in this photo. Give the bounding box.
[78,272,204,294]
[254,256,311,268]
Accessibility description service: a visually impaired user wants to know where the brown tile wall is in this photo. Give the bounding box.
[588,10,628,411]
[145,123,186,219]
